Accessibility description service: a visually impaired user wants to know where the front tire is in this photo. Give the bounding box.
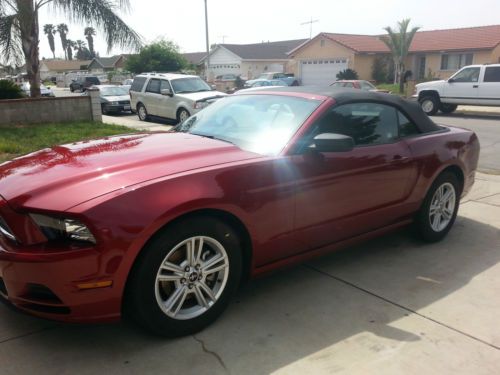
[125,217,242,337]
[440,104,458,114]
[177,108,190,124]
[416,172,461,242]
[419,95,440,116]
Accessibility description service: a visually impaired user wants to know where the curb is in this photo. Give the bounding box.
[454,109,500,118]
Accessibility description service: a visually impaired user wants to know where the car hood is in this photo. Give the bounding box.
[0,132,261,211]
[416,80,446,89]
[102,95,130,102]
[175,91,227,102]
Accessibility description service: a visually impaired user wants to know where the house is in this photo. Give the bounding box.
[288,25,500,85]
[87,55,130,74]
[39,59,91,80]
[182,52,207,67]
[200,39,308,80]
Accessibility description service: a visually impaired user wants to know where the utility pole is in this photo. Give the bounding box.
[204,0,210,80]
[301,17,319,39]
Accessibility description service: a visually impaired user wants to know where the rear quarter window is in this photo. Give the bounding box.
[131,77,147,92]
[484,67,500,83]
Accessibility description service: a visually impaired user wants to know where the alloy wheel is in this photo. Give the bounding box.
[429,182,456,232]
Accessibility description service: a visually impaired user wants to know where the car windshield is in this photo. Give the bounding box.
[100,86,129,96]
[174,94,321,155]
[258,73,271,79]
[171,77,211,93]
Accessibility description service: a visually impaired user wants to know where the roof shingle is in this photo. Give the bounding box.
[219,39,308,60]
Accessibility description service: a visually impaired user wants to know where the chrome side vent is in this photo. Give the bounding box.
[0,216,16,242]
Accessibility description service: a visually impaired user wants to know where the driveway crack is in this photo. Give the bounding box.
[192,334,229,373]
[305,264,500,351]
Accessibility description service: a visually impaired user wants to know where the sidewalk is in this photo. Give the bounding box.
[456,105,500,117]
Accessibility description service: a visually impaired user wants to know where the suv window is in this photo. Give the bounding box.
[131,76,147,92]
[146,78,161,94]
[451,67,480,83]
[313,103,399,146]
[160,79,172,91]
[86,77,100,85]
[484,67,500,83]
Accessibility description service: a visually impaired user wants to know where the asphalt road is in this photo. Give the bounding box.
[432,114,500,174]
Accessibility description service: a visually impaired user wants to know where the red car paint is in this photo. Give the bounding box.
[0,91,479,323]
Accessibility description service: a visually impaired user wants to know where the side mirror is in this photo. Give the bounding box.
[161,88,173,96]
[312,133,354,153]
[448,78,455,83]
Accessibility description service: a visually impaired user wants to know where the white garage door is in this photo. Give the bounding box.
[301,59,348,86]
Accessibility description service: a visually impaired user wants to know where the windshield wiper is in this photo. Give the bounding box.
[190,132,236,146]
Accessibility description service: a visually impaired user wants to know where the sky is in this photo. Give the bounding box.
[38,0,500,59]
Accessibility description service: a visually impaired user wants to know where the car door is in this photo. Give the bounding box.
[291,102,417,251]
[143,78,162,116]
[158,79,176,119]
[442,66,481,104]
[477,66,500,105]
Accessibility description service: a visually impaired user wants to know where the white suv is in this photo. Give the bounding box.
[130,73,226,123]
[415,64,500,115]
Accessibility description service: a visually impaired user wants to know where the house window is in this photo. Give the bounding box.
[320,39,325,47]
[440,53,473,70]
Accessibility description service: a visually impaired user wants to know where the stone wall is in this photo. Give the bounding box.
[0,89,102,125]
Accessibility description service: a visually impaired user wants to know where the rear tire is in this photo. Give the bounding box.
[416,172,461,242]
[440,104,458,114]
[125,217,242,337]
[419,95,440,116]
[137,103,149,121]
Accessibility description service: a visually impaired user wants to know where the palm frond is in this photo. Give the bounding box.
[0,13,23,65]
[51,0,142,52]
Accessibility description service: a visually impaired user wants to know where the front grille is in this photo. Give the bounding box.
[0,216,16,241]
[118,100,130,105]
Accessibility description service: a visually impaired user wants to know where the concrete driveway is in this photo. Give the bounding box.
[1,172,499,374]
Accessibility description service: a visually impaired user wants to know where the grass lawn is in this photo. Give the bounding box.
[376,83,402,94]
[0,121,137,163]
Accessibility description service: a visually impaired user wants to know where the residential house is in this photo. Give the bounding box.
[87,55,130,74]
[200,39,308,80]
[288,25,500,85]
[182,52,207,67]
[39,59,91,80]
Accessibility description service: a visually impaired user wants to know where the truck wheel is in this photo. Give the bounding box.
[419,95,439,116]
[440,104,458,114]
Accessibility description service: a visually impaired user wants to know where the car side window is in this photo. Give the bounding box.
[311,103,399,146]
[451,67,480,83]
[146,79,161,94]
[343,82,355,88]
[131,77,147,92]
[160,79,172,92]
[398,111,420,137]
[484,67,500,82]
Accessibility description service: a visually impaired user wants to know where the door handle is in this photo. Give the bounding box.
[473,85,479,88]
[393,155,409,162]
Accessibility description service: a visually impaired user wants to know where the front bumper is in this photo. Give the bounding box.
[103,103,132,113]
[0,238,122,323]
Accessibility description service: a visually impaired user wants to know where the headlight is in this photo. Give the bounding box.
[109,101,119,105]
[194,101,209,110]
[30,214,96,244]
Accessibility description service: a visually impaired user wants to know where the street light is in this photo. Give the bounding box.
[204,0,210,80]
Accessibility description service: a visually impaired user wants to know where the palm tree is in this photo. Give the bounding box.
[66,39,75,60]
[57,23,69,60]
[43,24,56,58]
[84,26,96,57]
[380,19,420,93]
[0,1,141,98]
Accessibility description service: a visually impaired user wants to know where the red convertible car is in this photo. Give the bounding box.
[0,87,479,336]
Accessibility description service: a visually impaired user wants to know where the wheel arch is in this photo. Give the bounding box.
[418,90,441,102]
[423,163,465,201]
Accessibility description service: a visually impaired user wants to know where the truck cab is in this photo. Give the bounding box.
[415,64,500,115]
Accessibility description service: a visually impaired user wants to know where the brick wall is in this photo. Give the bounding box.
[0,90,102,125]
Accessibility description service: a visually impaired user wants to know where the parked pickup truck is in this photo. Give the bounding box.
[244,72,300,88]
[415,64,500,115]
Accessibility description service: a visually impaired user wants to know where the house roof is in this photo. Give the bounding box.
[89,55,123,69]
[41,59,91,71]
[203,39,308,61]
[182,52,207,65]
[290,25,500,55]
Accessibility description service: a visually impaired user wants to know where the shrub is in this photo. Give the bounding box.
[371,56,394,83]
[336,69,359,80]
[0,80,24,100]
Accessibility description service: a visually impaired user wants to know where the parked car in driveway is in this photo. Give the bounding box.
[237,79,286,92]
[20,82,55,97]
[0,87,479,337]
[415,64,500,115]
[331,80,391,93]
[93,85,132,114]
[245,72,300,87]
[69,76,101,92]
[130,73,227,123]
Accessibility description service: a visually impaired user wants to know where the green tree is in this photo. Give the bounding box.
[43,24,56,58]
[336,68,358,80]
[84,26,96,57]
[0,79,23,99]
[57,23,69,59]
[380,19,420,93]
[126,40,188,74]
[0,0,142,98]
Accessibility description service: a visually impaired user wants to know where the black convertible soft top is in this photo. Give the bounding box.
[256,86,442,133]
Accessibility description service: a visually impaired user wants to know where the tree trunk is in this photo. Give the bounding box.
[399,63,405,94]
[19,1,41,98]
